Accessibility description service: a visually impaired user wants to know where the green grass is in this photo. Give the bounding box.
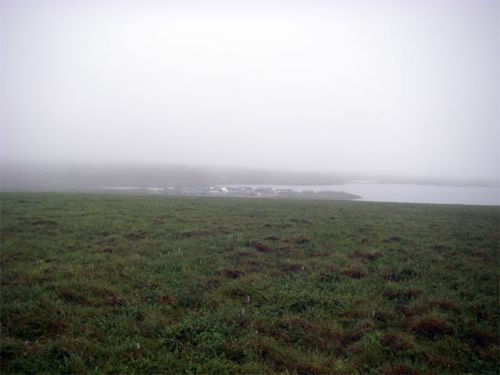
[1,193,498,374]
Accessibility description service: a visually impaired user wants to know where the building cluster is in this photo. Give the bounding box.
[100,185,360,200]
[162,185,296,197]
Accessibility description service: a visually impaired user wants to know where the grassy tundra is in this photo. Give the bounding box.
[0,193,498,374]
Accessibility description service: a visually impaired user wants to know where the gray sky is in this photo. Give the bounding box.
[1,0,499,182]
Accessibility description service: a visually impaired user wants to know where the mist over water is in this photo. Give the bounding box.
[232,183,500,206]
[1,0,499,196]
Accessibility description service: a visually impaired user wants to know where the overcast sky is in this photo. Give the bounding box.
[1,0,498,182]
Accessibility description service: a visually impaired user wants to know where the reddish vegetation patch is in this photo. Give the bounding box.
[384,235,403,243]
[224,270,245,279]
[400,303,429,318]
[31,219,58,226]
[293,237,311,244]
[382,364,417,375]
[313,252,329,257]
[428,299,458,311]
[383,269,417,282]
[20,339,49,356]
[59,287,76,301]
[100,247,113,253]
[253,340,290,370]
[58,288,88,304]
[338,309,370,319]
[319,266,341,282]
[373,310,395,324]
[264,236,279,241]
[206,279,221,289]
[471,303,497,322]
[382,333,414,352]
[286,264,304,273]
[470,329,496,348]
[222,341,248,364]
[104,296,126,306]
[470,249,488,258]
[154,295,176,304]
[255,243,272,253]
[270,271,285,277]
[383,289,421,301]
[30,318,67,337]
[286,318,346,348]
[239,259,266,272]
[430,244,448,251]
[127,230,147,240]
[410,318,451,338]
[346,321,376,343]
[354,250,383,261]
[342,266,367,279]
[180,230,210,238]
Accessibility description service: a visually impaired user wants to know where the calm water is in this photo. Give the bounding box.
[237,183,500,206]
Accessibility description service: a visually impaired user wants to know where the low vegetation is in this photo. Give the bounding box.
[1,193,498,373]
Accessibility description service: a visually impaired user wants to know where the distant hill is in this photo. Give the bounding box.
[0,161,347,192]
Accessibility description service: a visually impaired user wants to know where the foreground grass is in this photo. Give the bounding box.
[0,193,498,374]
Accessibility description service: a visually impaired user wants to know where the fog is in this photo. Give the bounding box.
[1,0,499,184]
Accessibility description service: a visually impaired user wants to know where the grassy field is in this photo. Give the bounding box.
[0,193,498,374]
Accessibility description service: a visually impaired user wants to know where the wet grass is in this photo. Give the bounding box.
[0,193,498,374]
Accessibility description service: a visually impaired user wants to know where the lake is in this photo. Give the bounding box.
[232,182,499,206]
